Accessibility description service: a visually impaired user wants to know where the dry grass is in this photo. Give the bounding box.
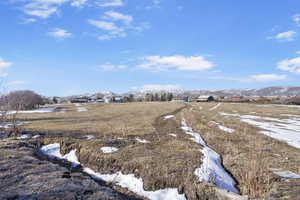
[186,102,300,198]
[12,101,300,199]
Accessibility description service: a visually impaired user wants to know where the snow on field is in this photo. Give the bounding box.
[17,134,31,140]
[40,143,186,200]
[218,125,235,133]
[219,112,300,149]
[84,168,186,200]
[7,107,56,114]
[32,134,40,139]
[135,138,150,143]
[257,104,300,109]
[272,169,300,179]
[209,103,222,111]
[77,107,87,112]
[169,133,177,137]
[208,121,235,133]
[164,115,175,119]
[101,147,119,153]
[40,143,80,167]
[85,135,95,140]
[181,119,238,193]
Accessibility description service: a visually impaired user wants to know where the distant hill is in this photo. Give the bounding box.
[60,86,300,99]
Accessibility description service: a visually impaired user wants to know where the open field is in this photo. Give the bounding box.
[8,102,300,199]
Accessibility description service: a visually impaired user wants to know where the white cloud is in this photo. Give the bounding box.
[103,11,133,25]
[8,80,28,86]
[97,0,124,7]
[0,58,12,77]
[293,14,300,26]
[277,56,300,74]
[71,0,88,7]
[296,51,300,54]
[271,30,296,41]
[98,64,127,71]
[251,74,287,82]
[0,59,12,69]
[138,55,214,71]
[88,20,122,31]
[48,28,72,38]
[134,84,181,91]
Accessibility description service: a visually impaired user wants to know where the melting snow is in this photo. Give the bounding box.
[17,134,31,140]
[135,138,150,143]
[218,125,235,133]
[40,143,80,167]
[181,119,238,193]
[164,115,175,119]
[7,107,56,114]
[77,107,87,112]
[40,143,186,200]
[272,169,300,179]
[209,103,222,111]
[220,112,300,149]
[85,135,95,140]
[32,134,41,139]
[101,147,119,153]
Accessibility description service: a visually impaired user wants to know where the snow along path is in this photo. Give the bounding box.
[4,107,56,115]
[77,107,87,112]
[164,115,175,119]
[181,119,238,193]
[271,168,300,179]
[219,112,300,149]
[209,103,222,111]
[40,143,186,200]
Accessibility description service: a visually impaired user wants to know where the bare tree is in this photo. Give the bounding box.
[6,90,43,110]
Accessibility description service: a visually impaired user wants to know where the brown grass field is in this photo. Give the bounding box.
[12,102,300,199]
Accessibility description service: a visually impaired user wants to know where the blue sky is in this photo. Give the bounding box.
[1,0,300,96]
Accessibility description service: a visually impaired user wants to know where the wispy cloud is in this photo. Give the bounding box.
[292,14,300,26]
[103,11,133,25]
[7,80,28,86]
[96,0,124,7]
[210,74,287,83]
[97,64,128,71]
[132,84,181,91]
[250,74,287,82]
[138,55,215,71]
[269,30,297,42]
[277,56,300,74]
[71,0,88,7]
[48,28,72,38]
[0,58,12,77]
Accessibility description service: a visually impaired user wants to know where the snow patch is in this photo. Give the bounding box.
[17,134,31,140]
[101,146,119,153]
[7,107,56,114]
[40,143,80,167]
[181,119,238,193]
[272,169,300,179]
[85,135,95,140]
[40,143,186,200]
[218,125,235,133]
[135,138,150,143]
[164,115,175,119]
[77,107,87,112]
[219,113,300,148]
[84,168,186,200]
[169,133,177,137]
[32,134,40,139]
[209,103,222,111]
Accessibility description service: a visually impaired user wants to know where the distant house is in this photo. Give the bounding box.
[197,95,214,102]
[113,96,124,103]
[96,98,105,103]
[104,96,113,103]
[70,97,89,103]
